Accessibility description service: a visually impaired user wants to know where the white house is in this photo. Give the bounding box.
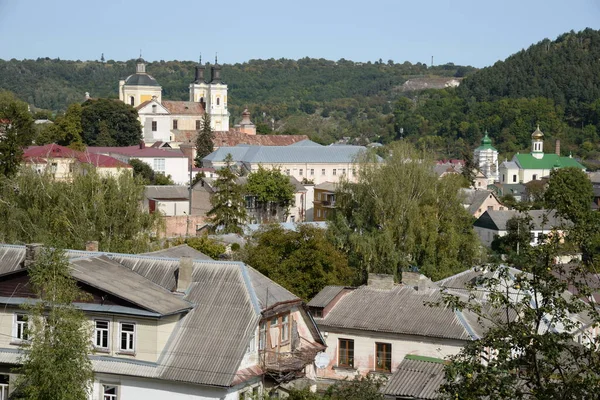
[0,243,325,399]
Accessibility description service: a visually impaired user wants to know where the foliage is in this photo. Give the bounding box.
[129,158,174,185]
[438,226,600,399]
[461,147,476,187]
[206,154,246,234]
[0,168,161,252]
[194,114,214,167]
[245,166,295,223]
[16,248,93,400]
[243,224,353,300]
[169,236,226,259]
[490,214,533,261]
[0,91,35,177]
[329,141,479,282]
[323,375,386,400]
[80,98,141,146]
[36,103,84,149]
[544,167,593,224]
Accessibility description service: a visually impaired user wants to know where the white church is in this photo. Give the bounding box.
[118,57,230,146]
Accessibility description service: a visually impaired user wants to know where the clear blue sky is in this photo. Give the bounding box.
[0,0,598,68]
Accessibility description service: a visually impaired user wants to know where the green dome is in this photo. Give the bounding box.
[476,131,497,151]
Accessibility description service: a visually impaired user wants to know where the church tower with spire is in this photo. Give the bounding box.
[188,54,229,132]
[474,131,499,183]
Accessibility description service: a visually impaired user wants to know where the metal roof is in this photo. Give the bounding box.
[289,139,322,147]
[383,356,446,399]
[316,285,477,341]
[140,244,212,261]
[145,185,190,200]
[460,189,500,215]
[513,153,584,170]
[473,209,567,231]
[124,73,160,87]
[70,256,192,316]
[307,286,346,308]
[204,145,370,164]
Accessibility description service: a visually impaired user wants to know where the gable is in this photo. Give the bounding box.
[137,100,170,115]
[473,211,501,231]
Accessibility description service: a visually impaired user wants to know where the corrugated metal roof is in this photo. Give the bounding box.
[204,145,369,164]
[383,357,446,399]
[70,256,192,316]
[145,185,190,200]
[317,285,474,341]
[213,131,308,147]
[307,286,346,308]
[246,266,298,309]
[473,209,567,231]
[140,244,212,261]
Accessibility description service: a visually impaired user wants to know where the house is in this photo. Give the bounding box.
[0,243,325,399]
[383,355,446,400]
[313,182,337,222]
[460,188,506,218]
[498,127,585,185]
[22,144,132,180]
[491,182,527,202]
[473,209,567,247]
[307,274,481,382]
[87,143,189,185]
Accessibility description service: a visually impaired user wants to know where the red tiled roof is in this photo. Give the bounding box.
[213,131,309,147]
[23,144,131,169]
[87,145,187,158]
[161,101,204,115]
[135,100,152,111]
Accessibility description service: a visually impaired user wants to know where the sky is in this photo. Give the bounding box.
[0,0,598,68]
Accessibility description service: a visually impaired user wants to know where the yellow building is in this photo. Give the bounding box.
[313,182,337,221]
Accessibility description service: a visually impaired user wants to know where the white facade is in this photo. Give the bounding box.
[474,226,557,248]
[106,153,189,185]
[137,100,172,143]
[474,133,499,184]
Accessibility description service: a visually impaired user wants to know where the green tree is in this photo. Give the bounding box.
[81,98,141,146]
[243,224,353,300]
[0,168,161,252]
[129,158,174,185]
[194,114,214,167]
[245,166,295,222]
[0,91,35,177]
[36,103,85,149]
[168,236,226,259]
[544,167,593,224]
[491,214,533,261]
[206,154,246,234]
[16,247,93,400]
[285,375,385,400]
[330,142,479,282]
[438,229,600,399]
[461,147,476,187]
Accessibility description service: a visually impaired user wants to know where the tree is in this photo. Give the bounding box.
[245,166,295,223]
[16,247,93,400]
[129,158,174,185]
[286,375,385,400]
[36,103,85,149]
[461,147,476,187]
[330,141,479,282]
[194,114,214,167]
[168,236,225,259]
[0,91,35,177]
[206,154,246,234]
[544,167,593,224]
[80,98,141,146]
[438,228,600,399]
[491,214,533,261]
[243,224,353,300]
[0,168,162,253]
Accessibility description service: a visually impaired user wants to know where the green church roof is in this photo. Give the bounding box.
[514,153,584,170]
[476,132,497,151]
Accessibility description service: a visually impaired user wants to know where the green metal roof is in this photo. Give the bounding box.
[475,132,497,151]
[514,153,584,170]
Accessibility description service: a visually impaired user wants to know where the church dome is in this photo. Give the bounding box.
[124,73,160,87]
[482,132,492,145]
[531,125,544,140]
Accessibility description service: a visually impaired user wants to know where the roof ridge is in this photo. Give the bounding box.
[403,354,447,364]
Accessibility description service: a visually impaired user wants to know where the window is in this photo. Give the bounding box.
[196,120,201,130]
[532,174,538,180]
[487,206,494,211]
[512,174,517,183]
[258,322,267,350]
[94,320,109,350]
[247,329,256,353]
[375,342,392,372]
[310,169,314,176]
[338,339,354,368]
[321,169,326,175]
[352,168,356,175]
[500,206,505,211]
[333,169,337,176]
[217,98,220,106]
[103,385,118,400]
[299,169,303,176]
[285,169,290,175]
[317,209,322,218]
[0,375,8,400]
[281,314,289,342]
[502,174,505,182]
[153,158,165,173]
[151,121,157,132]
[14,314,28,341]
[152,104,157,113]
[119,322,135,352]
[129,96,134,106]
[342,168,346,175]
[172,119,178,130]
[312,309,323,318]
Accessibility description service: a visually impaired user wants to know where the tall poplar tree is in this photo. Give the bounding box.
[0,91,35,177]
[206,154,246,234]
[194,114,214,167]
[16,248,93,400]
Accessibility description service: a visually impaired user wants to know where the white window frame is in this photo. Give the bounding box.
[0,375,9,400]
[94,319,110,350]
[13,313,28,342]
[247,329,256,353]
[153,158,166,174]
[102,384,118,400]
[258,322,267,350]
[281,314,289,342]
[310,169,314,176]
[118,321,136,353]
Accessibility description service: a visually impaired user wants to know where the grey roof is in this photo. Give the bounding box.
[500,161,519,169]
[204,145,371,164]
[0,244,308,388]
[244,222,328,235]
[70,256,192,316]
[316,285,479,340]
[314,182,336,192]
[124,73,160,86]
[289,139,323,147]
[145,185,190,200]
[383,357,446,399]
[307,286,347,308]
[433,163,462,177]
[473,209,567,231]
[461,189,499,215]
[140,244,213,260]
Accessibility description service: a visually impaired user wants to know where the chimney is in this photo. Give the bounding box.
[85,241,99,252]
[176,256,193,293]
[402,272,434,291]
[139,140,146,149]
[367,273,394,290]
[23,243,43,268]
[555,139,560,156]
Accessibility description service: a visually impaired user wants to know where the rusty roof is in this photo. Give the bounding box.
[161,101,205,115]
[213,131,308,147]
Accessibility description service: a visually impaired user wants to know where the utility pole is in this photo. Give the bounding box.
[186,162,193,238]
